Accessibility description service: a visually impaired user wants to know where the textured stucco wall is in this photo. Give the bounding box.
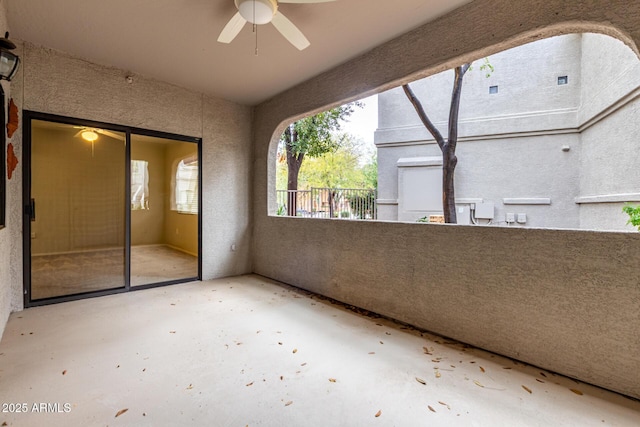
[2,42,252,316]
[0,0,13,340]
[377,35,582,140]
[579,34,640,231]
[253,0,640,399]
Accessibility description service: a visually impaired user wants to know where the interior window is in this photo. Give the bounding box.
[131,160,149,210]
[174,156,199,215]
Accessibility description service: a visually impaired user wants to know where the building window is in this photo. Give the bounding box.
[558,75,568,85]
[131,160,149,210]
[489,85,499,94]
[174,156,198,214]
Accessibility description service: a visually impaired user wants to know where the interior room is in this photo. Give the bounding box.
[0,0,639,425]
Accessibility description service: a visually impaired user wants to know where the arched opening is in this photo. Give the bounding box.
[269,32,640,232]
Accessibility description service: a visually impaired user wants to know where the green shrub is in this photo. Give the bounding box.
[416,216,429,223]
[623,204,640,231]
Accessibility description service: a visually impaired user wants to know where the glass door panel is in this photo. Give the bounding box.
[130,134,199,286]
[30,120,126,300]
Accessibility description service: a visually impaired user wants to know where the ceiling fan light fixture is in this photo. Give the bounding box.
[81,130,99,142]
[235,0,277,25]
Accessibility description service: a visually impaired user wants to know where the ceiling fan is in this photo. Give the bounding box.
[73,126,124,142]
[218,0,337,51]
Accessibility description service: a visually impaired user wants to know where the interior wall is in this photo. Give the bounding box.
[3,41,253,316]
[163,141,198,256]
[0,0,14,340]
[31,127,126,254]
[253,0,640,399]
[131,138,166,246]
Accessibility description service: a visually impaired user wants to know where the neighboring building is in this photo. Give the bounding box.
[375,33,640,231]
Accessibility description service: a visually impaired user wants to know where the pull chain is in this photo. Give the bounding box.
[253,0,258,56]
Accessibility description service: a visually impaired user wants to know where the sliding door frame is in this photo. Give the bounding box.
[23,111,202,307]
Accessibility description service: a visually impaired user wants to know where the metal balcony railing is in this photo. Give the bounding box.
[276,188,377,220]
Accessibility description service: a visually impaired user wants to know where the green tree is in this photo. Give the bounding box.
[403,59,492,223]
[281,103,360,215]
[298,134,365,189]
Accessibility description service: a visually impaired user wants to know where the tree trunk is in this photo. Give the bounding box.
[402,63,469,224]
[442,148,457,223]
[285,126,304,216]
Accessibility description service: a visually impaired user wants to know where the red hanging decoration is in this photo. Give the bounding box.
[7,142,17,179]
[6,98,18,138]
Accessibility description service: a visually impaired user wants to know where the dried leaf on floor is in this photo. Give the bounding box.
[115,408,128,418]
[435,371,441,378]
[62,370,67,375]
[301,363,307,366]
[503,367,512,370]
[540,372,547,377]
[169,331,176,334]
[473,380,485,388]
[438,401,450,410]
[278,342,283,345]
[422,346,432,355]
[570,389,584,396]
[186,384,194,390]
[379,341,384,345]
[292,349,298,354]
[375,410,382,417]
[368,352,375,355]
[415,377,426,385]
[285,401,293,406]
[536,379,545,383]
[280,376,284,380]
[479,366,485,373]
[246,382,254,387]
[428,405,436,412]
[385,332,391,335]
[329,378,337,383]
[522,385,532,394]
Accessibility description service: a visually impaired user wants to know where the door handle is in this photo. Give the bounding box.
[27,198,35,221]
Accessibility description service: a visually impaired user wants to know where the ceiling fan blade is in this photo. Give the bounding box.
[217,12,247,44]
[272,11,310,50]
[278,0,337,3]
[97,129,125,141]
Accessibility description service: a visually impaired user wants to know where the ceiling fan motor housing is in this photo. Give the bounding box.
[235,0,277,24]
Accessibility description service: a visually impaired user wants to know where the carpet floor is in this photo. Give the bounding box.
[30,245,197,299]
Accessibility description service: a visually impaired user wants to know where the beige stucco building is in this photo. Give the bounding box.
[376,33,640,231]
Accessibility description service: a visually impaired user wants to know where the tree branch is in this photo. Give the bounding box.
[402,83,445,151]
[447,63,470,152]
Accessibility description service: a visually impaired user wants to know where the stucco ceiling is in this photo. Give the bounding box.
[6,0,472,106]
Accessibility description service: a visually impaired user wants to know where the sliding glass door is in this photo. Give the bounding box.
[28,119,127,300]
[130,134,199,286]
[24,113,201,305]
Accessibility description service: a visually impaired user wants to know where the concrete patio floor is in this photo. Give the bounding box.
[0,275,639,426]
